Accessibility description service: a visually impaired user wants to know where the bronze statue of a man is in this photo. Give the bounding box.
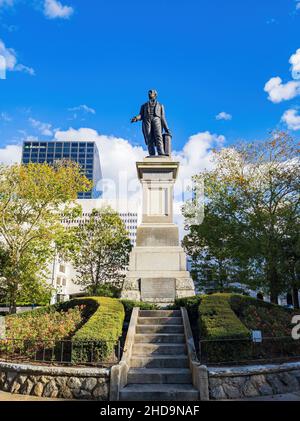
[131,90,171,156]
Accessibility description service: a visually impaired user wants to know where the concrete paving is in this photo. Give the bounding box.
[240,392,300,401]
[0,391,67,401]
[223,392,300,401]
[1,390,300,402]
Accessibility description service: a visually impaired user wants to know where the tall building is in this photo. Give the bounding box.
[22,140,102,199]
[50,199,139,303]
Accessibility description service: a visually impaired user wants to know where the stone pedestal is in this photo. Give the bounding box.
[121,156,195,305]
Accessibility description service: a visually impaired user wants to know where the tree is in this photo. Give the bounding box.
[183,132,300,304]
[0,162,92,313]
[183,208,250,292]
[71,207,132,294]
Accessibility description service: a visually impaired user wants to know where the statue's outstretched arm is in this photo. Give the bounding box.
[131,105,144,123]
[131,114,142,123]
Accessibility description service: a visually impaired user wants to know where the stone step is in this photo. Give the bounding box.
[138,317,183,325]
[119,384,199,401]
[134,333,185,344]
[127,368,192,384]
[132,343,186,355]
[136,324,184,334]
[139,310,181,317]
[130,355,189,368]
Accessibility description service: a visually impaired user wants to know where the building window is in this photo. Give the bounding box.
[59,264,66,273]
[56,276,67,286]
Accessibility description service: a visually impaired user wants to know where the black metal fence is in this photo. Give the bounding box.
[0,338,121,367]
[199,336,300,366]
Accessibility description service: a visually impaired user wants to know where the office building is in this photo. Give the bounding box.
[22,140,102,199]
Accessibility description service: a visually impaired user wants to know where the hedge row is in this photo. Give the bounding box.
[199,293,250,340]
[71,297,125,363]
[3,297,124,363]
[176,293,300,364]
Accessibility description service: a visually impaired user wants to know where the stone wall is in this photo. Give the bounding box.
[0,361,110,400]
[208,362,300,400]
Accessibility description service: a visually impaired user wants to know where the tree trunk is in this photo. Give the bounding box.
[9,281,18,314]
[268,266,279,305]
[267,256,280,304]
[292,287,300,309]
[270,289,278,305]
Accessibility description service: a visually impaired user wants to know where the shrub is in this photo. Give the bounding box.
[230,294,297,337]
[86,284,121,298]
[175,296,202,317]
[1,297,124,364]
[1,305,84,358]
[72,297,125,363]
[199,293,250,340]
[120,300,157,322]
[229,294,300,360]
[198,293,251,363]
[197,293,300,364]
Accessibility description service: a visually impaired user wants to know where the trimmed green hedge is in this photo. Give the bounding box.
[4,297,125,364]
[71,297,125,363]
[199,293,250,340]
[198,293,251,363]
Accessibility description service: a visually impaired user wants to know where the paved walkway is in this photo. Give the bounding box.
[1,390,300,401]
[0,391,67,401]
[238,392,300,401]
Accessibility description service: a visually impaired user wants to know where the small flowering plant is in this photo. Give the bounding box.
[0,305,85,357]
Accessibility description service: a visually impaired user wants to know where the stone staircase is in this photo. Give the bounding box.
[119,309,199,401]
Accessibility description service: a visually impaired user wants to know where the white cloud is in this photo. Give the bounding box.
[0,144,22,165]
[173,131,225,183]
[29,118,54,136]
[68,105,96,119]
[0,39,35,76]
[216,111,232,121]
[281,109,300,131]
[264,48,300,103]
[264,77,300,103]
[44,0,74,19]
[296,1,300,10]
[290,48,300,80]
[69,105,96,114]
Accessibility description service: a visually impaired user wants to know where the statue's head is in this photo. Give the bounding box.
[148,89,158,100]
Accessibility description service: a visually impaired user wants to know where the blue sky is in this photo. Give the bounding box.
[0,0,300,158]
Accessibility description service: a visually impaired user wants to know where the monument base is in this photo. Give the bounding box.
[121,156,195,306]
[121,245,195,306]
[121,275,195,306]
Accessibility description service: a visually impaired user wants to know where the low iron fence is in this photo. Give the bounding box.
[0,338,121,367]
[199,336,300,366]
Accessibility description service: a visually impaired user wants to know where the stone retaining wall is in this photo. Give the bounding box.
[0,361,110,400]
[208,362,300,400]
